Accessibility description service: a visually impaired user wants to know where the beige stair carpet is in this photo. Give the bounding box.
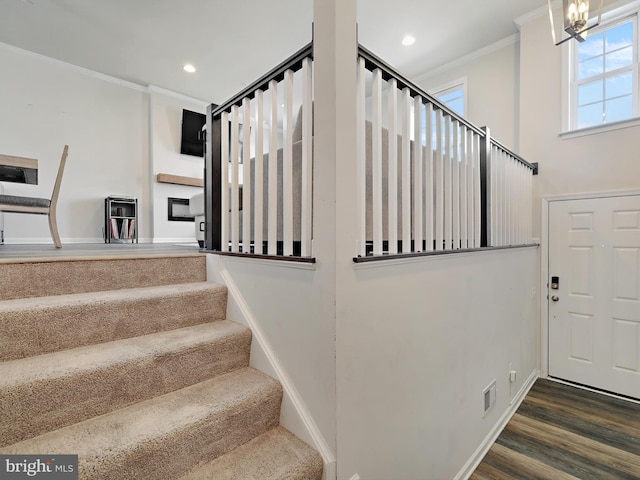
[0,253,323,480]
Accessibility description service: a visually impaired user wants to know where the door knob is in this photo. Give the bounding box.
[551,295,560,302]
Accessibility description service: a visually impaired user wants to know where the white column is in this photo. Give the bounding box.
[313,0,357,468]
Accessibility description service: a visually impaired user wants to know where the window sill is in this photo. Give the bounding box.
[559,117,640,140]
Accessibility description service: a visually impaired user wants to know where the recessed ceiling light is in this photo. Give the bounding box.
[183,64,196,73]
[402,35,416,46]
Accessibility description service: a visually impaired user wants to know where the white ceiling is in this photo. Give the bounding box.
[0,0,547,104]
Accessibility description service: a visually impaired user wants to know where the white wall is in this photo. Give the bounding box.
[415,39,520,151]
[337,247,539,480]
[518,11,640,237]
[207,256,337,457]
[149,89,207,243]
[0,44,150,244]
[0,44,215,245]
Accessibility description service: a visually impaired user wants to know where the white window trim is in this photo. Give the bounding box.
[561,2,640,136]
[428,77,468,116]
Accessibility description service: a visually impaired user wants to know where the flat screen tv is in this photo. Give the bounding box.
[180,109,206,157]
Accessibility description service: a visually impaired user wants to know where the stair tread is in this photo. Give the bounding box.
[0,321,252,447]
[0,255,208,301]
[0,281,222,311]
[0,281,228,361]
[0,320,249,385]
[180,426,323,480]
[1,368,282,472]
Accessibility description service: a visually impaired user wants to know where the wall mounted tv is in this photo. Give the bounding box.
[180,109,206,157]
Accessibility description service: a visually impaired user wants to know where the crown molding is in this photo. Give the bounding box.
[0,41,211,105]
[414,34,519,83]
[0,41,147,92]
[147,85,209,107]
[514,4,549,29]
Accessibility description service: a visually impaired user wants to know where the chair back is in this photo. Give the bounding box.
[50,145,69,208]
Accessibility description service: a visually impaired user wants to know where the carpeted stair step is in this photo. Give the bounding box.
[180,426,323,480]
[0,321,251,447]
[0,254,206,301]
[0,282,227,361]
[1,367,283,480]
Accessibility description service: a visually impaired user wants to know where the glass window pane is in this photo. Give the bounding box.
[578,80,603,106]
[578,102,604,128]
[446,97,464,116]
[436,87,464,116]
[605,46,633,72]
[578,32,604,61]
[605,95,633,123]
[605,21,634,52]
[437,89,462,103]
[605,72,633,99]
[579,55,603,79]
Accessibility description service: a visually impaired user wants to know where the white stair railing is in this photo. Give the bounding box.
[355,45,535,261]
[207,44,314,260]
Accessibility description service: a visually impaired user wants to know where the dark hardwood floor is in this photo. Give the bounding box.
[470,378,640,480]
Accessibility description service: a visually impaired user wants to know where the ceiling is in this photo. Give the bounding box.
[0,0,547,104]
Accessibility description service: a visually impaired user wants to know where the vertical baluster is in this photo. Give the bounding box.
[518,163,527,245]
[513,158,519,244]
[444,116,452,250]
[230,105,240,252]
[254,91,264,254]
[356,58,367,257]
[527,166,533,242]
[507,154,513,246]
[497,146,503,246]
[301,58,313,257]
[283,70,294,256]
[387,79,398,255]
[523,165,528,243]
[510,156,515,245]
[460,125,468,249]
[495,148,501,247]
[499,151,504,247]
[474,133,481,248]
[435,109,444,251]
[466,130,475,247]
[372,69,383,255]
[452,121,460,250]
[401,88,411,253]
[517,160,523,245]
[467,134,472,247]
[490,145,497,246]
[424,103,434,251]
[242,98,252,253]
[505,153,510,244]
[268,80,278,255]
[413,96,423,252]
[220,112,229,252]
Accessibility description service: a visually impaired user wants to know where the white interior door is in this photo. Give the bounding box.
[549,195,640,399]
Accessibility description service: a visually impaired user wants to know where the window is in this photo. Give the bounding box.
[420,81,466,148]
[570,15,638,130]
[434,83,465,116]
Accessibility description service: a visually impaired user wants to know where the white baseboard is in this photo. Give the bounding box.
[454,369,539,480]
[211,255,337,480]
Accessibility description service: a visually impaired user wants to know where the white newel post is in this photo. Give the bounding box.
[313,0,357,478]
